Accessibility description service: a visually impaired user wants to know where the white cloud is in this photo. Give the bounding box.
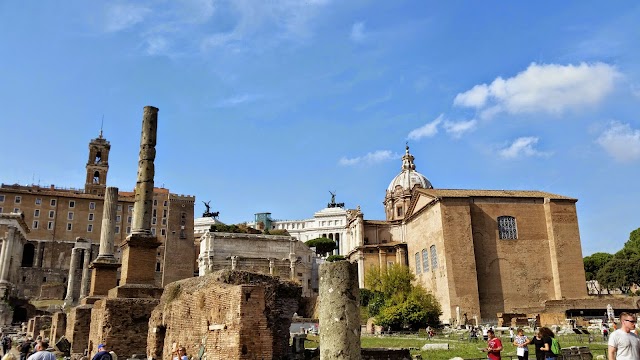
[407,115,443,140]
[213,94,261,108]
[338,150,399,166]
[498,137,551,159]
[104,4,151,32]
[350,22,366,42]
[443,119,477,138]
[145,36,169,56]
[454,84,489,108]
[596,121,640,162]
[454,62,620,119]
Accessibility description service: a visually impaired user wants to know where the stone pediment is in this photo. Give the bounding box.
[404,192,439,222]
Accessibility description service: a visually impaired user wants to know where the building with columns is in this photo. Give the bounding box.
[247,201,348,253]
[0,132,195,323]
[344,145,588,324]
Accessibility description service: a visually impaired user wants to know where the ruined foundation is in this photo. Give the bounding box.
[319,261,360,360]
[147,270,301,360]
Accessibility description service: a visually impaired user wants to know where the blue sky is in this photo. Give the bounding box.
[1,1,639,256]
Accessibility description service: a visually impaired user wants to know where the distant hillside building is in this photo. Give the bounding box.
[0,132,195,323]
[344,145,588,324]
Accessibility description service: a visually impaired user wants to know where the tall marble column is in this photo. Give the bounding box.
[34,241,43,267]
[79,249,91,298]
[0,227,16,282]
[65,248,81,303]
[97,187,118,260]
[87,187,120,300]
[132,106,157,235]
[116,106,163,291]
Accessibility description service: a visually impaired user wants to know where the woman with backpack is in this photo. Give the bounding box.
[538,327,560,360]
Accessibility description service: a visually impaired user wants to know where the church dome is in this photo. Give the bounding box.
[386,145,433,192]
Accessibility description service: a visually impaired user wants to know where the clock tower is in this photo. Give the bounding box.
[85,130,110,195]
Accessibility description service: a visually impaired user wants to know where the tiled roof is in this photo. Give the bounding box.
[415,188,576,201]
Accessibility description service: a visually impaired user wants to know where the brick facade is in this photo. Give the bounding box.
[148,270,301,360]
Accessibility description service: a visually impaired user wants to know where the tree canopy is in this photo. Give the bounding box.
[584,227,640,294]
[363,264,441,331]
[305,237,336,256]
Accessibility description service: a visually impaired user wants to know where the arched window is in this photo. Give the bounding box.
[22,243,35,267]
[93,171,100,184]
[414,252,421,274]
[422,249,429,272]
[498,216,518,239]
[335,233,340,242]
[95,151,102,164]
[430,245,438,269]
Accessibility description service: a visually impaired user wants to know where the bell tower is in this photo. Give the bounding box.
[85,130,110,195]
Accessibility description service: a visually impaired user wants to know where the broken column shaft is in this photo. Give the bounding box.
[319,261,360,360]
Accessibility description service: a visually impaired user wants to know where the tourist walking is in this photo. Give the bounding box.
[26,341,55,360]
[608,312,640,360]
[538,327,559,360]
[1,334,11,356]
[513,328,530,360]
[482,329,502,360]
[531,330,545,360]
[19,340,31,360]
[91,344,112,360]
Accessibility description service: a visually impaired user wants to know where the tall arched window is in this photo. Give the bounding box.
[22,243,35,267]
[422,249,429,272]
[430,245,438,269]
[498,216,518,239]
[414,252,421,274]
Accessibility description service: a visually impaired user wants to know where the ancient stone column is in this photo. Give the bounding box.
[34,241,43,267]
[79,248,91,298]
[117,106,163,290]
[319,261,360,360]
[132,106,158,235]
[87,186,121,301]
[269,259,274,275]
[0,228,14,281]
[97,187,119,260]
[357,252,365,288]
[65,248,81,303]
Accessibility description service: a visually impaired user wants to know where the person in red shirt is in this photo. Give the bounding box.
[482,329,503,360]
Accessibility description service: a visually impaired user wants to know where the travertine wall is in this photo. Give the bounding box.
[148,270,300,360]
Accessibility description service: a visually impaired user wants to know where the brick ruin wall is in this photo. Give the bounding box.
[66,305,92,356]
[49,312,66,344]
[88,298,160,359]
[148,270,301,360]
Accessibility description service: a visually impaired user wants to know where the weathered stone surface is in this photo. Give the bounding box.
[89,297,160,359]
[420,343,449,350]
[319,261,360,360]
[148,270,301,360]
[66,305,92,355]
[49,312,67,344]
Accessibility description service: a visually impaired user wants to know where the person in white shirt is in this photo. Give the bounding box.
[26,342,55,360]
[608,312,640,360]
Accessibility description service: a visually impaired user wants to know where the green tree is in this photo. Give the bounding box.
[583,252,613,281]
[364,264,441,330]
[622,227,640,254]
[305,237,336,256]
[596,258,638,294]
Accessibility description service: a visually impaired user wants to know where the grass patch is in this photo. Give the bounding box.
[304,333,610,359]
